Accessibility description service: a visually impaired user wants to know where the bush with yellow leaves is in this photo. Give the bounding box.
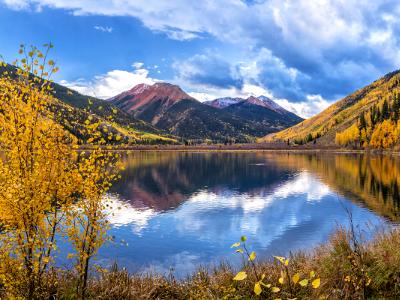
[0,45,121,299]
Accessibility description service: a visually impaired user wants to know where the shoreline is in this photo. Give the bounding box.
[79,143,400,155]
[22,226,400,299]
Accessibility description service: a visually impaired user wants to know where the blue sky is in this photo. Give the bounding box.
[1,0,400,117]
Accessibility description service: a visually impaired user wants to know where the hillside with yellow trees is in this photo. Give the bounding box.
[261,70,400,149]
[0,63,177,145]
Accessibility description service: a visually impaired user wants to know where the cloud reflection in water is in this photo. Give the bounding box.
[100,169,386,277]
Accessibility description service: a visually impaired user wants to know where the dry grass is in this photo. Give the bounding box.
[1,228,400,299]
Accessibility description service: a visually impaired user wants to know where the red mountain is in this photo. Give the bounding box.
[109,82,303,142]
[245,96,271,108]
[108,82,195,124]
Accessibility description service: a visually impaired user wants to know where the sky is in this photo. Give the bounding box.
[1,1,400,118]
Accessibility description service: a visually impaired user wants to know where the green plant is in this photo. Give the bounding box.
[231,236,321,299]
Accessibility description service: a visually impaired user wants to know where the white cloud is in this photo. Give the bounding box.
[184,83,268,104]
[11,0,400,116]
[60,64,157,99]
[275,95,332,119]
[5,0,400,58]
[186,92,215,102]
[2,0,29,9]
[94,25,113,33]
[240,84,272,98]
[187,83,330,118]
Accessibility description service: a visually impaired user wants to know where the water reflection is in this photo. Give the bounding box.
[98,152,396,277]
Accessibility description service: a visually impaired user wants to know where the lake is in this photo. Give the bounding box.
[95,152,399,277]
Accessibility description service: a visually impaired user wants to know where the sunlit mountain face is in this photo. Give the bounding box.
[87,152,395,277]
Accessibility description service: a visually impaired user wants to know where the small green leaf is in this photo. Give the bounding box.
[254,282,262,295]
[233,271,247,281]
[249,251,256,261]
[241,235,247,242]
[310,271,316,278]
[299,279,308,287]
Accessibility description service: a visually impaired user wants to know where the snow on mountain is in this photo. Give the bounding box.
[204,95,289,114]
[257,96,288,114]
[204,97,243,108]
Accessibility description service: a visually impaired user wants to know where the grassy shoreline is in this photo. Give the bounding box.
[3,226,397,299]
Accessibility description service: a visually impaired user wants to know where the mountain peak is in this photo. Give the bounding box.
[204,95,290,115]
[245,96,265,106]
[255,95,288,114]
[129,83,151,94]
[204,97,243,108]
[109,82,194,113]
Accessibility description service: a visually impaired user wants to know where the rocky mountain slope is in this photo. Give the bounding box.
[110,83,303,142]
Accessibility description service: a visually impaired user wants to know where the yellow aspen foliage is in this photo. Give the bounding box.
[360,128,368,147]
[0,45,121,299]
[370,120,397,149]
[335,123,360,146]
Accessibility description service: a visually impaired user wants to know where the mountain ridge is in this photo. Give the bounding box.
[109,82,303,142]
[204,95,292,115]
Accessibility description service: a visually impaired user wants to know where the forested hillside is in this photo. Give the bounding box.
[0,64,177,145]
[262,70,400,149]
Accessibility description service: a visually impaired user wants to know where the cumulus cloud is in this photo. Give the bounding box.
[245,48,307,101]
[6,0,400,114]
[275,95,332,119]
[173,49,311,113]
[60,64,157,99]
[173,53,243,89]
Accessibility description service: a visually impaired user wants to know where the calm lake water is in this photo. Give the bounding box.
[93,152,398,277]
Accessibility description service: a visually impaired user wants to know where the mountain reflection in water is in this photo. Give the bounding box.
[96,152,396,277]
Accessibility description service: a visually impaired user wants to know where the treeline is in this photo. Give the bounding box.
[290,132,321,146]
[336,93,400,149]
[179,136,254,146]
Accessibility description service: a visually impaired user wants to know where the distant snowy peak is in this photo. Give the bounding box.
[205,95,288,114]
[204,97,243,108]
[256,95,288,114]
[246,96,270,108]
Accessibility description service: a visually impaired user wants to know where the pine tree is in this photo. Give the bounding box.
[393,93,400,121]
[381,99,390,121]
[359,111,367,130]
[304,133,313,143]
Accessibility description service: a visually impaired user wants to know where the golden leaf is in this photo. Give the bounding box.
[233,271,247,281]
